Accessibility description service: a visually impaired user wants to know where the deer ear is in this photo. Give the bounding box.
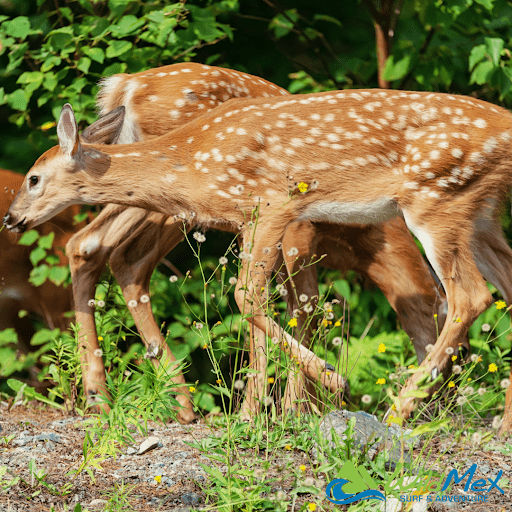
[81,106,126,145]
[57,103,80,156]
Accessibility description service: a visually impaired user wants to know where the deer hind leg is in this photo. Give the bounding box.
[233,217,346,417]
[343,218,450,364]
[471,216,512,435]
[280,222,323,415]
[109,214,196,424]
[66,204,149,412]
[398,212,493,419]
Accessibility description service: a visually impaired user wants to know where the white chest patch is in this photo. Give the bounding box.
[299,198,399,225]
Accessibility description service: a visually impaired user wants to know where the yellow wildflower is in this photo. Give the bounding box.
[98,336,103,341]
[448,381,455,388]
[216,379,222,384]
[322,319,329,327]
[297,182,308,193]
[203,344,208,349]
[341,401,346,406]
[189,386,195,393]
[285,444,292,450]
[489,363,498,373]
[378,343,386,353]
[451,355,457,362]
[268,377,275,384]
[300,465,306,472]
[495,300,507,310]
[334,320,341,327]
[308,504,317,511]
[288,318,298,328]
[154,475,162,483]
[376,378,386,385]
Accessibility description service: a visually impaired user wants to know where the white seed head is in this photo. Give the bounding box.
[233,379,245,390]
[88,299,96,307]
[299,294,308,302]
[500,378,511,389]
[362,394,372,404]
[140,294,150,303]
[445,347,455,355]
[219,256,228,265]
[286,247,299,257]
[332,337,342,346]
[481,323,491,332]
[425,344,434,353]
[452,365,462,374]
[97,300,105,308]
[93,349,103,357]
[229,277,238,286]
[169,275,178,283]
[128,299,138,308]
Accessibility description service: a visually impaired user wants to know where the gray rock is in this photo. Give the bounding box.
[181,492,200,505]
[138,436,160,455]
[88,499,108,508]
[314,410,418,466]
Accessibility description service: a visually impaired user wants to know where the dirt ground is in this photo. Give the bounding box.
[0,401,511,512]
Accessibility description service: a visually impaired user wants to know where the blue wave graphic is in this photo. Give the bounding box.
[326,479,386,504]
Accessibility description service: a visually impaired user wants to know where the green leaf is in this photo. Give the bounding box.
[18,229,39,245]
[29,264,50,286]
[47,27,74,50]
[41,56,62,72]
[469,44,486,70]
[38,232,54,249]
[43,72,58,92]
[333,279,351,301]
[83,46,104,64]
[31,328,60,346]
[474,0,494,9]
[7,89,29,111]
[30,246,47,266]
[4,17,30,39]
[49,266,69,286]
[470,60,494,84]
[105,39,133,58]
[485,37,504,66]
[7,379,64,410]
[77,57,91,74]
[17,71,44,84]
[111,15,144,36]
[0,328,18,344]
[103,62,127,76]
[383,54,412,81]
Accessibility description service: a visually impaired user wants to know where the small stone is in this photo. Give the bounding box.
[181,491,200,505]
[138,436,160,455]
[89,499,108,508]
[126,447,137,455]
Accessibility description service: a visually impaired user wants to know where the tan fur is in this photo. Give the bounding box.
[7,85,512,429]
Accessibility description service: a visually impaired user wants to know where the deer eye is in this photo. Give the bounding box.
[29,176,39,187]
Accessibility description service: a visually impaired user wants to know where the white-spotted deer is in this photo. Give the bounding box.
[0,169,83,381]
[8,89,509,430]
[62,63,449,421]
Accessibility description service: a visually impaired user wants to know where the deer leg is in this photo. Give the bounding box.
[470,217,512,435]
[66,204,150,411]
[398,213,493,419]
[280,222,322,414]
[233,219,346,416]
[239,325,268,419]
[109,214,196,424]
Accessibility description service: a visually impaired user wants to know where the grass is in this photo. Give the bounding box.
[1,227,511,510]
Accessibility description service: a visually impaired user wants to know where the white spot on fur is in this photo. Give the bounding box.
[474,118,487,128]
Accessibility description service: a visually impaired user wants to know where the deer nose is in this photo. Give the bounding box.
[2,213,13,227]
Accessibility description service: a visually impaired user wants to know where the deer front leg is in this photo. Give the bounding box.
[233,220,346,417]
[66,204,150,412]
[239,326,268,418]
[109,213,196,424]
[280,222,323,414]
[398,215,493,419]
